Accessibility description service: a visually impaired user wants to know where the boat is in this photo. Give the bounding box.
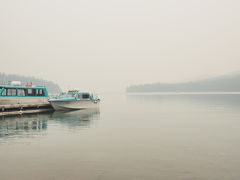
[48,90,100,111]
[0,81,49,105]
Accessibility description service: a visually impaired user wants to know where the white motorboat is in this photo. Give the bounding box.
[48,90,100,111]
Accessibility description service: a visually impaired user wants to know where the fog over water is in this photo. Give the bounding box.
[1,2,240,179]
[1,0,240,92]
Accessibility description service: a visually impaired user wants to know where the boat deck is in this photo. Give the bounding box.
[0,103,54,116]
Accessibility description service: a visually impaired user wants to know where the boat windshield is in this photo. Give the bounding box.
[66,93,76,97]
[58,92,76,98]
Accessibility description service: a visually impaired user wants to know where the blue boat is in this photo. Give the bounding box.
[0,82,49,105]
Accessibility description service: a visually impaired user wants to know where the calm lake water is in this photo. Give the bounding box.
[1,93,240,180]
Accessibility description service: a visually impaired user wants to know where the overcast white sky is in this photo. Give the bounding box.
[0,0,240,92]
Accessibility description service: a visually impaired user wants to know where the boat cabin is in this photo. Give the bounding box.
[0,85,48,97]
[67,90,93,100]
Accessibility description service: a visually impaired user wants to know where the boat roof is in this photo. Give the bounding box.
[0,85,46,89]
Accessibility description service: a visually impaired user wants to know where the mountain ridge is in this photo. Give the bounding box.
[127,72,240,92]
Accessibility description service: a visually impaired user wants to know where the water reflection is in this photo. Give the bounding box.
[0,109,100,139]
[51,108,100,129]
[0,113,49,139]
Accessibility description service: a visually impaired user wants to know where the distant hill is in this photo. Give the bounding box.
[0,73,61,94]
[127,72,240,92]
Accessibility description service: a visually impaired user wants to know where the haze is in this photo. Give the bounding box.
[1,0,240,92]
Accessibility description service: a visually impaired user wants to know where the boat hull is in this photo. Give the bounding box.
[0,96,49,105]
[50,100,100,111]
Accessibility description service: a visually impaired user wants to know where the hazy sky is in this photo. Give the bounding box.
[1,0,240,92]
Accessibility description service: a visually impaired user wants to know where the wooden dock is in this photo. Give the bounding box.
[0,103,54,116]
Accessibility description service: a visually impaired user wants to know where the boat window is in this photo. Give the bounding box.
[36,89,45,96]
[82,94,90,99]
[2,89,7,96]
[2,88,17,96]
[27,89,37,96]
[10,89,17,96]
[18,89,26,96]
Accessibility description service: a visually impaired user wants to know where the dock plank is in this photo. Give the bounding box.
[0,103,51,109]
[0,109,53,116]
[0,103,54,116]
